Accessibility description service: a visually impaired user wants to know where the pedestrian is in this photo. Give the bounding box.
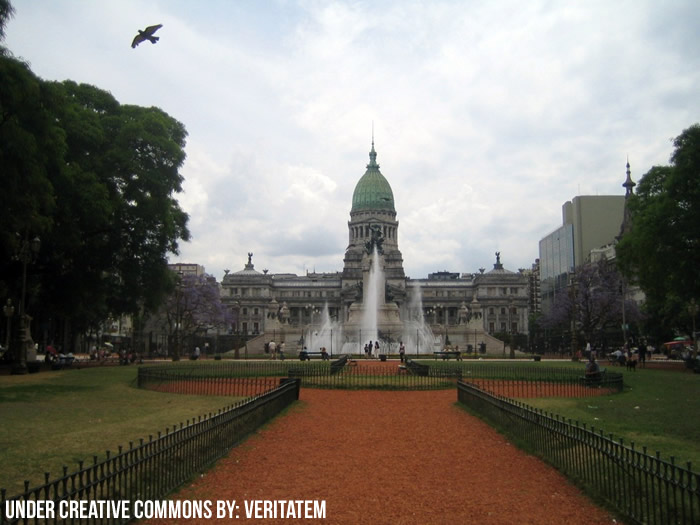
[374,340,380,358]
[399,341,406,363]
[269,340,277,360]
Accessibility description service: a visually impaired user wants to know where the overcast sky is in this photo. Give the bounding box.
[5,0,700,280]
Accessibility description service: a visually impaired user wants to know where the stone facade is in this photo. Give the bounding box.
[220,143,529,352]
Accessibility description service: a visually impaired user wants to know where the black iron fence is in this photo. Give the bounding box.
[136,360,624,394]
[0,378,300,525]
[457,381,699,525]
[137,364,286,396]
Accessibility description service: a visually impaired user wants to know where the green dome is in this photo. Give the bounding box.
[351,143,395,212]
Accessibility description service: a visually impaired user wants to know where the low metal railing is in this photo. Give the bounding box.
[457,381,699,525]
[0,379,300,525]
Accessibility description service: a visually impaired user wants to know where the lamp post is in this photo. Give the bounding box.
[11,235,41,375]
[173,271,184,361]
[3,299,14,352]
[570,270,578,357]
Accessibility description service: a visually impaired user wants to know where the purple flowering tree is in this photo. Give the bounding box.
[541,258,640,350]
[151,273,233,359]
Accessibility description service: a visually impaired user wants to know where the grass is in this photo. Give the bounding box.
[1,359,697,500]
[0,366,240,497]
[522,366,700,470]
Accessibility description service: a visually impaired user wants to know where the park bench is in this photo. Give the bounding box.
[51,355,75,370]
[405,359,429,376]
[298,350,330,361]
[433,351,462,361]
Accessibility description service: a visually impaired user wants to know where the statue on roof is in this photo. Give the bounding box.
[365,224,385,255]
[247,252,253,265]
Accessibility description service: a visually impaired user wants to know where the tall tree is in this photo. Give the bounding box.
[36,81,190,335]
[0,0,14,46]
[617,124,700,338]
[147,273,233,359]
[0,48,190,346]
[540,258,638,349]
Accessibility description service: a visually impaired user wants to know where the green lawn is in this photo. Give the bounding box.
[1,361,697,500]
[0,366,239,497]
[523,366,700,470]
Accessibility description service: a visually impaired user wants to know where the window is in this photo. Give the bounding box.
[489,307,495,315]
[502,288,508,296]
[500,307,506,315]
[242,308,248,315]
[253,308,259,315]
[511,322,518,333]
[489,322,495,333]
[510,287,519,294]
[500,322,507,332]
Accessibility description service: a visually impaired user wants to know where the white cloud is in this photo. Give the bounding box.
[6,0,700,280]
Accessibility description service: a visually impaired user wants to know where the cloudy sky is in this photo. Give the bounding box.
[5,0,700,280]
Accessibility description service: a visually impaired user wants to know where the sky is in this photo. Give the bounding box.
[5,0,700,281]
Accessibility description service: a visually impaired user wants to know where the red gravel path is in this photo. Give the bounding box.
[149,388,618,525]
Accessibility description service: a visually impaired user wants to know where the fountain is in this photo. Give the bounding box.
[342,244,430,355]
[304,303,343,356]
[401,283,439,354]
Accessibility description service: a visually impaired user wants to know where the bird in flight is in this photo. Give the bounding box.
[131,24,163,48]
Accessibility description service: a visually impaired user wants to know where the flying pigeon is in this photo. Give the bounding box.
[131,24,163,48]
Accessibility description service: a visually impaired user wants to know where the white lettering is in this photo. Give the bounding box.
[4,500,56,519]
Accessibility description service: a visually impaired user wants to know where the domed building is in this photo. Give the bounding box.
[221,141,529,354]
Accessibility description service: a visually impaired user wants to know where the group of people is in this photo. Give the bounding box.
[265,340,285,360]
[364,340,380,359]
[362,340,407,361]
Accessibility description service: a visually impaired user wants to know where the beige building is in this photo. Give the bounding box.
[221,142,529,353]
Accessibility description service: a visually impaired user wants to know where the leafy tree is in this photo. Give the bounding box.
[0,0,14,46]
[540,258,639,350]
[617,124,700,338]
[147,273,233,359]
[1,44,190,348]
[0,55,62,300]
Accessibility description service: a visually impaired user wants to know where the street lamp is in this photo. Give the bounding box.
[3,299,14,352]
[173,271,184,361]
[12,235,41,375]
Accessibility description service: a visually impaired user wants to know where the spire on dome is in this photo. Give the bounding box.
[368,132,378,169]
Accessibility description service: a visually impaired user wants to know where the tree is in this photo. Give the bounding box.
[540,258,639,351]
[0,46,190,349]
[147,273,233,359]
[617,124,700,338]
[0,0,14,46]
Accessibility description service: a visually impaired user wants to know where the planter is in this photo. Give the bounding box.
[533,355,541,362]
[214,354,222,360]
[379,354,387,362]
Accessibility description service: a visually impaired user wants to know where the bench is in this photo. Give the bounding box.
[51,355,75,370]
[298,351,330,361]
[433,351,462,361]
[397,364,407,374]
